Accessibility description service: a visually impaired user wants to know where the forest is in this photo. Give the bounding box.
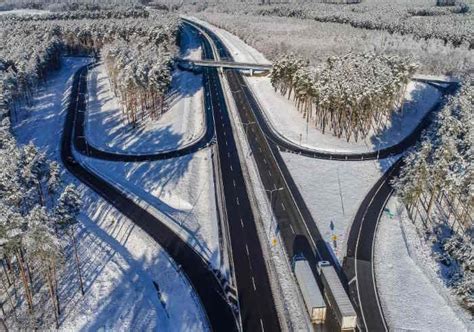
[271,53,417,142]
[0,7,179,329]
[394,76,473,312]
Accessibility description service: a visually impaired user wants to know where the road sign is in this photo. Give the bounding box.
[383,207,394,219]
[272,238,277,246]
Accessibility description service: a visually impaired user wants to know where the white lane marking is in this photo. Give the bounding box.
[260,319,265,332]
[281,202,286,211]
[227,152,230,158]
[240,218,244,228]
[225,140,228,146]
[236,197,240,206]
[258,147,262,152]
[233,179,236,187]
[348,276,357,285]
[245,244,250,256]
[267,170,272,177]
[230,165,233,171]
[263,158,267,164]
[251,276,257,291]
[289,224,295,234]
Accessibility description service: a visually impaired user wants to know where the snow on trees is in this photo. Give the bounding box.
[271,53,417,142]
[0,118,83,328]
[394,76,473,312]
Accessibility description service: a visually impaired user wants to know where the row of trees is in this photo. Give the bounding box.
[0,118,84,329]
[252,2,472,48]
[271,53,416,142]
[103,38,174,126]
[1,13,179,127]
[0,10,179,328]
[394,77,473,311]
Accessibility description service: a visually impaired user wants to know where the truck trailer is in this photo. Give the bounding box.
[317,261,357,330]
[293,256,327,324]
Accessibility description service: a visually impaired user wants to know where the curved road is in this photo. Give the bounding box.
[186,18,459,332]
[73,63,216,162]
[62,33,238,332]
[67,23,281,332]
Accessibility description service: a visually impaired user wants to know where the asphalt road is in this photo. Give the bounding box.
[198,25,281,332]
[67,23,281,331]
[62,58,239,331]
[184,19,459,332]
[72,65,215,162]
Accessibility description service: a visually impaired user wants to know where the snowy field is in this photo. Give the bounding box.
[189,17,443,153]
[248,79,441,153]
[86,64,204,155]
[12,57,208,330]
[282,152,400,262]
[79,149,221,269]
[374,197,473,331]
[0,9,50,15]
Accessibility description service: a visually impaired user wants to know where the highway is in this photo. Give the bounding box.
[61,63,237,331]
[184,18,460,332]
[67,23,282,332]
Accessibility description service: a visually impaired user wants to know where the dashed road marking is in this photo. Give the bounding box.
[289,224,295,234]
[251,277,257,291]
[245,244,250,256]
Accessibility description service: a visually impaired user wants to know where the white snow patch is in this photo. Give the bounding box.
[281,152,400,262]
[86,63,204,155]
[0,9,50,15]
[247,79,441,153]
[187,17,443,153]
[79,149,220,269]
[12,57,209,330]
[374,197,472,331]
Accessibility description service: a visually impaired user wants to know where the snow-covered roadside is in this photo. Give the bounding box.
[79,149,221,269]
[86,63,204,155]
[0,9,50,15]
[247,79,441,153]
[188,17,443,154]
[12,57,208,330]
[218,62,312,330]
[281,153,400,262]
[374,197,472,331]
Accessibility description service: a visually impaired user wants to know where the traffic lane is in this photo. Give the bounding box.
[207,67,281,332]
[61,71,237,331]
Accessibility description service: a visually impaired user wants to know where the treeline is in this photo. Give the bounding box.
[271,53,416,142]
[1,7,150,20]
[253,3,472,49]
[0,0,143,11]
[394,77,473,312]
[0,14,179,126]
[103,38,174,126]
[0,118,84,329]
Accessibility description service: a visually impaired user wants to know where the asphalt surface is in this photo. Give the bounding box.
[72,65,215,162]
[67,23,281,332]
[62,46,238,332]
[198,24,282,332]
[185,19,460,332]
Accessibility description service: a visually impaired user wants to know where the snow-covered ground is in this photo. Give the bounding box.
[247,79,441,153]
[374,197,473,331]
[0,9,50,15]
[282,153,400,262]
[79,150,220,269]
[189,16,443,153]
[86,64,204,155]
[13,57,208,330]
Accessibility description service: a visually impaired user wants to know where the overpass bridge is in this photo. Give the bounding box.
[177,59,272,75]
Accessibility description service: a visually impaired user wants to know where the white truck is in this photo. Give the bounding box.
[293,256,327,324]
[317,261,357,330]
